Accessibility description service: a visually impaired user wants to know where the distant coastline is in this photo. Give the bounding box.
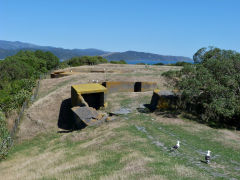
[124,59,193,65]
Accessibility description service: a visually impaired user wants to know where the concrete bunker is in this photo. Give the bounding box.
[69,82,158,129]
[71,83,107,109]
[102,81,157,93]
[71,106,108,127]
[51,71,77,78]
[71,83,108,128]
[149,89,178,111]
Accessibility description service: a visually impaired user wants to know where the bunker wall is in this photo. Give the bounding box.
[102,81,157,93]
[150,89,178,110]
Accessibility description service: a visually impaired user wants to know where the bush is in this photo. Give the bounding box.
[0,50,58,112]
[153,62,164,65]
[166,47,240,128]
[0,110,10,159]
[110,60,127,64]
[65,56,108,67]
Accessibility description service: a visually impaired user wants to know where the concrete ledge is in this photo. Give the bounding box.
[71,106,106,127]
[102,81,157,93]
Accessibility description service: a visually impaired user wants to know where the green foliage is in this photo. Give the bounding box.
[162,70,180,78]
[110,60,127,64]
[0,110,10,160]
[34,50,59,70]
[65,56,108,67]
[169,47,240,128]
[153,62,164,65]
[0,50,59,112]
[169,61,192,66]
[0,110,9,142]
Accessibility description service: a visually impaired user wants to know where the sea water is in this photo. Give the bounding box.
[124,60,193,65]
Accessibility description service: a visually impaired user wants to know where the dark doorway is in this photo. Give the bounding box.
[134,82,142,92]
[82,92,104,110]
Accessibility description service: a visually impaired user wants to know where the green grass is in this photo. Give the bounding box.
[1,86,240,179]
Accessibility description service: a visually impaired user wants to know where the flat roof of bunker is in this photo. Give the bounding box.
[72,83,107,94]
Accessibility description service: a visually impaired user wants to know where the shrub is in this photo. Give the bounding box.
[110,60,127,64]
[153,62,164,65]
[171,61,192,66]
[165,47,240,128]
[0,110,10,159]
[66,56,108,66]
[0,50,58,112]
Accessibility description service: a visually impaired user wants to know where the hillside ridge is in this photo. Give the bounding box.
[0,40,192,62]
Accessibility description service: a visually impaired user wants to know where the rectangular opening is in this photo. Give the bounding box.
[82,92,104,110]
[134,82,142,92]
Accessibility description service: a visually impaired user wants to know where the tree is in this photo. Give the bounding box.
[165,47,240,128]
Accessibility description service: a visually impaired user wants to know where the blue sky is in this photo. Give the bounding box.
[0,0,240,57]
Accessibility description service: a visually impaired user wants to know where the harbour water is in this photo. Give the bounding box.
[124,60,193,65]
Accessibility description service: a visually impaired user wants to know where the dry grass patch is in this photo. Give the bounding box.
[61,121,125,143]
[153,114,210,133]
[0,144,99,180]
[100,152,153,180]
[213,129,240,150]
[140,175,167,180]
[174,164,204,178]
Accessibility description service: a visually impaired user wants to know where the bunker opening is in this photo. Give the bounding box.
[134,82,142,92]
[82,92,104,110]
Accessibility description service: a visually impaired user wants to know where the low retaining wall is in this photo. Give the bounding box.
[51,71,77,78]
[102,81,157,93]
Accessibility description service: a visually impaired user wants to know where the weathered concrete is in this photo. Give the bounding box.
[51,71,78,78]
[149,89,178,110]
[102,81,157,93]
[71,106,108,127]
[71,83,107,109]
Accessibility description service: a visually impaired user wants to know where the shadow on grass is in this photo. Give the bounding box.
[181,112,240,131]
[155,109,181,118]
[58,98,86,132]
[136,104,152,114]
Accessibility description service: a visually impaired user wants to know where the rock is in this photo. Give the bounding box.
[112,108,131,115]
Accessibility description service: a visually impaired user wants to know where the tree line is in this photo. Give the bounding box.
[163,47,240,129]
[0,50,59,113]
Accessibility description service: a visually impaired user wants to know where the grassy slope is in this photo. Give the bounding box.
[0,65,240,180]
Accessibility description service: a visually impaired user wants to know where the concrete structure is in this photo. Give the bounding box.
[71,83,107,109]
[149,89,178,110]
[51,71,76,78]
[102,81,157,93]
[70,82,158,128]
[71,106,108,127]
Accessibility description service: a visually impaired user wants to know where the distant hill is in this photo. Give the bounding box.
[102,51,192,62]
[0,40,108,60]
[0,40,192,62]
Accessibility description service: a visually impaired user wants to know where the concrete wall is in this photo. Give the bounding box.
[102,81,135,93]
[102,81,157,93]
[71,85,106,109]
[149,90,178,110]
[51,72,72,78]
[141,82,157,92]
